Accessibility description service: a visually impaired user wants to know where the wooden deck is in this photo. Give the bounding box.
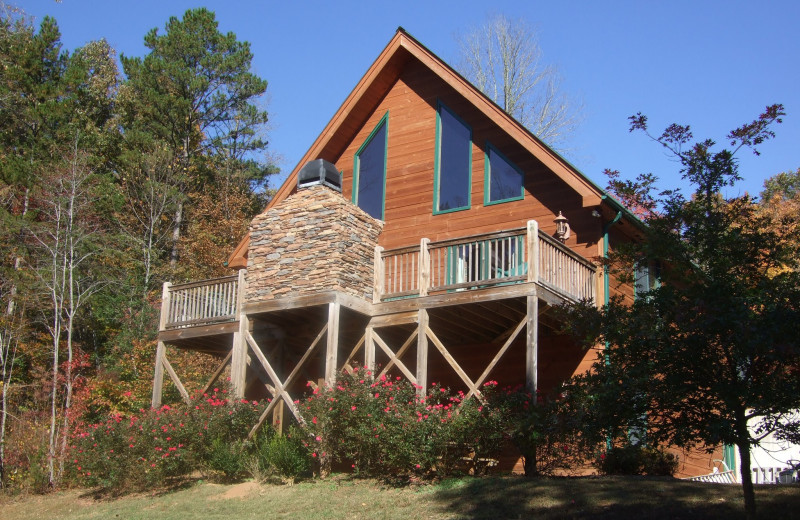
[153,221,599,435]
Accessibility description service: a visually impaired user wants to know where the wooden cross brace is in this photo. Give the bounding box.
[245,322,328,438]
[160,350,190,405]
[199,350,233,397]
[424,326,484,402]
[464,315,527,400]
[373,330,417,385]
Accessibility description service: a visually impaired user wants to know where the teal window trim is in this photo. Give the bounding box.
[433,100,472,215]
[483,141,524,206]
[352,111,389,220]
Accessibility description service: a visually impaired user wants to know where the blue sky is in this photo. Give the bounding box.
[20,0,800,199]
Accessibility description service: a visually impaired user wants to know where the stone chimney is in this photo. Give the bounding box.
[246,174,383,304]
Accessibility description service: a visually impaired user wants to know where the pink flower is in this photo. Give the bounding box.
[351,406,357,411]
[312,417,318,424]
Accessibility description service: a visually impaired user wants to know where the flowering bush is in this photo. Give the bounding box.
[68,390,263,492]
[301,369,510,478]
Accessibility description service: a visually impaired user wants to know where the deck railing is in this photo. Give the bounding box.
[377,220,596,303]
[160,221,598,329]
[163,275,239,329]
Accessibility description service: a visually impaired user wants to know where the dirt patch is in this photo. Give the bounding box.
[211,481,262,500]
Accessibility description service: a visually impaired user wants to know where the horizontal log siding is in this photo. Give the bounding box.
[336,59,599,267]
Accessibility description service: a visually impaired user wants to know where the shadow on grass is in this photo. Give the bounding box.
[78,476,203,501]
[430,475,800,520]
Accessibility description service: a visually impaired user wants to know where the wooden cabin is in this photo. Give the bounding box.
[150,29,717,477]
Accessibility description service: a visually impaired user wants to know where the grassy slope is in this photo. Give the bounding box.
[2,476,799,520]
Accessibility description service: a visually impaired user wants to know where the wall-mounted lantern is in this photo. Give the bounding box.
[554,211,571,243]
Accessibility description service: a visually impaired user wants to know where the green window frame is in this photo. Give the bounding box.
[352,112,389,220]
[634,262,661,300]
[433,101,472,214]
[484,142,524,205]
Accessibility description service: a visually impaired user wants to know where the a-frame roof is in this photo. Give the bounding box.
[228,28,617,268]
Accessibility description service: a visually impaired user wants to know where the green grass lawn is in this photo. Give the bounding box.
[2,475,798,520]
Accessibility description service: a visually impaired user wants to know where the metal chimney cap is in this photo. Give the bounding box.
[297,159,341,192]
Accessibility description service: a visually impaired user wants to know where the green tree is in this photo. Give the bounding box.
[565,104,800,519]
[119,7,271,269]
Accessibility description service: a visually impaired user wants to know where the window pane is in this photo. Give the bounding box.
[356,122,387,219]
[438,107,471,211]
[488,148,523,202]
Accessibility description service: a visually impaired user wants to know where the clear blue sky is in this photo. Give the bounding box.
[20,0,800,199]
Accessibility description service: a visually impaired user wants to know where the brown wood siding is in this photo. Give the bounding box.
[333,60,601,261]
[607,226,635,304]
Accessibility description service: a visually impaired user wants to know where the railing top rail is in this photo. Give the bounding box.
[381,244,420,257]
[537,230,597,272]
[168,274,239,292]
[428,228,527,250]
[383,228,528,258]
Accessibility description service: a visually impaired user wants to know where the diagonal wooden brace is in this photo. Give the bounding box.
[200,350,233,397]
[245,330,304,425]
[465,316,527,400]
[426,326,483,402]
[377,329,418,381]
[373,331,417,384]
[161,352,191,405]
[246,322,328,437]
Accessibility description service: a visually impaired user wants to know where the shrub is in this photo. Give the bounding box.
[493,386,589,476]
[596,444,678,476]
[206,438,249,481]
[253,426,311,482]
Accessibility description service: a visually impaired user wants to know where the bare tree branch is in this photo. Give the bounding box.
[455,14,583,152]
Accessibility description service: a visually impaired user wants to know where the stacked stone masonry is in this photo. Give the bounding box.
[246,184,384,303]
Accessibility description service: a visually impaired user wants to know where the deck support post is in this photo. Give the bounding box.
[373,246,384,304]
[365,325,375,372]
[325,302,341,386]
[416,309,429,396]
[151,282,171,408]
[526,292,539,395]
[526,220,540,396]
[231,269,248,399]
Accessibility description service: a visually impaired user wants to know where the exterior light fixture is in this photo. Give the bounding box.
[554,211,571,243]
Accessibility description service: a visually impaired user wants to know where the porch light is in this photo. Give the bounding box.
[554,211,571,243]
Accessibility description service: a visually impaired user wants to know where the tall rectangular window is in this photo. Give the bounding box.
[434,102,472,213]
[484,143,524,205]
[353,113,388,220]
[634,262,660,299]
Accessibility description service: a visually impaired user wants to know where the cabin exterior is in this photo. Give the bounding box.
[151,29,716,477]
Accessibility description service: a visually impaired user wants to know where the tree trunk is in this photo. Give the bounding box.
[6,188,29,317]
[523,449,538,477]
[735,407,756,519]
[170,200,183,268]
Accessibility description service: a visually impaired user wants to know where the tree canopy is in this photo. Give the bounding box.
[565,104,799,519]
[0,8,276,490]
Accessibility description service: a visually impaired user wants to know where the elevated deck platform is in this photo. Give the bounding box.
[152,221,599,436]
